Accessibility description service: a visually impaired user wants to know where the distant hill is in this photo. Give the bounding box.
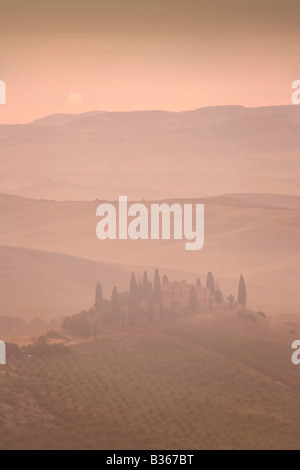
[0,245,130,320]
[30,111,107,127]
[226,193,300,210]
[29,104,300,127]
[1,104,300,200]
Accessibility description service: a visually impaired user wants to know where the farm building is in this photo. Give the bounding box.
[161,280,210,310]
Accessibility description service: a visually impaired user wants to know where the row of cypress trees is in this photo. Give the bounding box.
[96,269,247,322]
[64,271,247,338]
[204,271,246,306]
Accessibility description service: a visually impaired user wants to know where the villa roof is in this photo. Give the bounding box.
[161,281,211,294]
[161,281,192,293]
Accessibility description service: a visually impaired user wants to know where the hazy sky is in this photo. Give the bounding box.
[1,0,300,123]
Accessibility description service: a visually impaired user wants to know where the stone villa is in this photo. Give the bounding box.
[161,280,210,310]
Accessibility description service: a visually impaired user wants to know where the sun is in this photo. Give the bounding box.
[67,92,85,107]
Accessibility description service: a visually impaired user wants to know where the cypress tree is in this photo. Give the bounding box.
[206,272,215,296]
[95,281,103,310]
[110,286,121,321]
[189,285,198,312]
[153,268,162,307]
[215,289,223,304]
[238,274,247,307]
[128,272,138,325]
[148,282,154,322]
[142,271,149,300]
[227,294,235,309]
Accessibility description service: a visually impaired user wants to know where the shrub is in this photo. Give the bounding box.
[6,343,22,360]
[246,312,257,323]
[257,311,266,319]
[45,330,66,339]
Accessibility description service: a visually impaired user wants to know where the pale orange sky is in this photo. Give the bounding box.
[1,0,300,124]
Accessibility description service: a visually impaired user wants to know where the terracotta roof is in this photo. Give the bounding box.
[161,281,211,294]
[161,281,192,293]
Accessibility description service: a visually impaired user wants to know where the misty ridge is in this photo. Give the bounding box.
[1,104,300,200]
[0,105,300,451]
[0,104,300,319]
[0,193,300,317]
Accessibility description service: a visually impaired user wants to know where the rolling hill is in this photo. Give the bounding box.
[1,105,300,200]
[0,245,129,320]
[0,311,299,450]
[227,193,300,211]
[0,193,299,314]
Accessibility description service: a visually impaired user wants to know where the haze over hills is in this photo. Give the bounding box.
[1,105,300,200]
[0,193,299,315]
[0,104,299,318]
[226,193,300,211]
[0,245,130,320]
[2,311,300,450]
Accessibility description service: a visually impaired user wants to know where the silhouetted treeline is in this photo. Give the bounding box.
[61,269,248,338]
[6,337,70,361]
[0,315,60,336]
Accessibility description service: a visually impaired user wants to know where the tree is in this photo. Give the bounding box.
[238,274,247,307]
[110,286,121,321]
[227,294,235,309]
[153,268,162,307]
[94,323,99,340]
[206,272,215,297]
[162,275,169,285]
[121,307,125,331]
[62,311,91,339]
[142,271,149,300]
[188,286,198,312]
[147,282,154,322]
[137,280,143,303]
[215,289,223,304]
[6,343,21,360]
[196,277,201,287]
[95,281,103,310]
[128,272,139,325]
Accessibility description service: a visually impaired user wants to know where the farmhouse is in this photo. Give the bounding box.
[161,280,210,310]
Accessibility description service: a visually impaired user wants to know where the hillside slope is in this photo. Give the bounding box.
[0,245,129,320]
[0,313,299,450]
[0,194,299,313]
[1,105,300,199]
